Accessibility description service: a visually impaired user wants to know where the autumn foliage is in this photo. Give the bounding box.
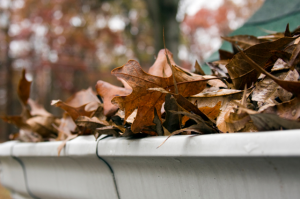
[2,24,300,154]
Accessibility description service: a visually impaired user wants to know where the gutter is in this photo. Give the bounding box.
[1,130,300,199]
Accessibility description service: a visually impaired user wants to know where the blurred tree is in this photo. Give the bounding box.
[144,0,180,62]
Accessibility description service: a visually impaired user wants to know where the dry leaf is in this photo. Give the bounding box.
[111,60,209,133]
[194,60,205,75]
[252,69,299,108]
[18,69,32,106]
[261,97,300,120]
[148,49,174,77]
[65,87,100,111]
[51,100,94,121]
[226,37,295,89]
[95,80,131,116]
[238,46,300,97]
[199,101,222,120]
[250,113,300,131]
[222,35,266,50]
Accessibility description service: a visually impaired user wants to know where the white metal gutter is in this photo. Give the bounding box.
[1,130,300,199]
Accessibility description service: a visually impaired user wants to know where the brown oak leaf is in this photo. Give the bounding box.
[95,80,132,116]
[111,60,210,133]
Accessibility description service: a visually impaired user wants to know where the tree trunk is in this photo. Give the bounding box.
[4,26,15,139]
[144,0,180,62]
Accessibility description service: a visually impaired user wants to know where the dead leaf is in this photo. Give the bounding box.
[199,101,222,120]
[226,37,295,89]
[287,40,300,69]
[75,116,110,134]
[238,46,300,96]
[26,116,60,139]
[28,99,52,117]
[194,60,205,75]
[157,124,204,148]
[261,97,300,120]
[222,35,266,50]
[148,49,174,77]
[250,113,300,131]
[252,69,299,108]
[65,87,100,111]
[153,108,164,136]
[191,89,242,98]
[111,60,210,133]
[271,58,290,71]
[51,100,94,121]
[57,134,78,156]
[18,69,31,106]
[218,49,234,60]
[163,94,180,133]
[207,61,229,78]
[54,114,77,141]
[95,80,131,116]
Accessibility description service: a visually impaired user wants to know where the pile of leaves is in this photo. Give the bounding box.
[2,24,300,154]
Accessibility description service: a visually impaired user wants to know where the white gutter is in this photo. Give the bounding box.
[1,130,300,199]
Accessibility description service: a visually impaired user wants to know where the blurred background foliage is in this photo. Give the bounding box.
[0,0,264,141]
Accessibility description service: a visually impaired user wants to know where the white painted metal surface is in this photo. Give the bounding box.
[1,130,300,199]
[0,141,32,199]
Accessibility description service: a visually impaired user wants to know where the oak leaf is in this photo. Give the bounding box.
[95,80,132,116]
[111,60,210,133]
